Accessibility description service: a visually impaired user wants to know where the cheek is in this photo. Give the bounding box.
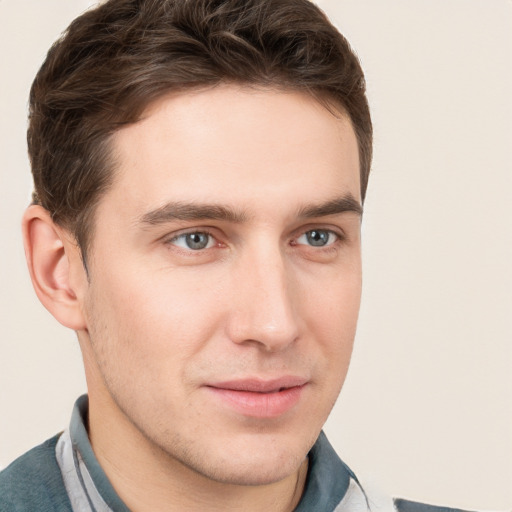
[85,266,224,367]
[299,264,361,378]
[302,262,362,333]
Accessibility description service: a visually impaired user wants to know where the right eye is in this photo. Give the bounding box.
[169,231,215,251]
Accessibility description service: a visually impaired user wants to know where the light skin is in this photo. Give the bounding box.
[23,85,362,511]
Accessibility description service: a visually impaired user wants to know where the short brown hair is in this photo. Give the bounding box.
[28,0,372,257]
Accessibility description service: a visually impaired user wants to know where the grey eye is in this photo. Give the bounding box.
[306,230,330,246]
[185,232,211,250]
[171,232,214,250]
[296,229,336,247]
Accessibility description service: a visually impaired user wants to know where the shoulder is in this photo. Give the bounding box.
[394,498,476,512]
[0,434,72,512]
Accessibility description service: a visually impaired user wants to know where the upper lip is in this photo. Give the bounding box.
[206,376,308,393]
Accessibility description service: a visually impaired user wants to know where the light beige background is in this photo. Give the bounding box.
[0,0,510,509]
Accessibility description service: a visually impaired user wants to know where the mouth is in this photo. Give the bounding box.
[205,377,308,418]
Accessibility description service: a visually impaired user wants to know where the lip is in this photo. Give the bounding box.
[205,377,308,418]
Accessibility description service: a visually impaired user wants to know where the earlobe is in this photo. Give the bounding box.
[22,205,87,331]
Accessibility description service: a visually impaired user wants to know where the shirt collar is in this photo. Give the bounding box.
[70,395,130,511]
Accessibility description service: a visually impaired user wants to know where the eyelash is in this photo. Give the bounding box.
[165,227,344,253]
[293,229,342,248]
[166,229,218,251]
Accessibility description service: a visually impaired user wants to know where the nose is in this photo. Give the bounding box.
[225,246,300,352]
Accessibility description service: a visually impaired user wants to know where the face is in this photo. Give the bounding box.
[77,85,362,486]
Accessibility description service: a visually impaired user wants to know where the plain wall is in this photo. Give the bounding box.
[0,0,510,509]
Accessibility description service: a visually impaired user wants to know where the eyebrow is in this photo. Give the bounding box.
[139,194,362,226]
[140,202,248,225]
[297,194,363,218]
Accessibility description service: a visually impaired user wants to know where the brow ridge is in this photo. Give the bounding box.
[140,202,248,225]
[140,194,362,227]
[297,194,363,218]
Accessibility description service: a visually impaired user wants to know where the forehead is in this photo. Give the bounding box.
[105,85,360,219]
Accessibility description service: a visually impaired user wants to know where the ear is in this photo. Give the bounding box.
[22,205,88,331]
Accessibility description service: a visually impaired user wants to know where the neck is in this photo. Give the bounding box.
[86,392,309,512]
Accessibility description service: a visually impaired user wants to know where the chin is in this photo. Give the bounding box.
[174,430,314,487]
[198,453,305,487]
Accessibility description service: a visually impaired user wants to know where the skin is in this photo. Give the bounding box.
[24,85,362,511]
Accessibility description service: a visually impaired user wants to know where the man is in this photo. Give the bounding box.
[0,0,476,511]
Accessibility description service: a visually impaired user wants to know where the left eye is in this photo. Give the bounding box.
[296,229,338,247]
[170,232,215,250]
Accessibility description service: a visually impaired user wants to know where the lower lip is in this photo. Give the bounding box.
[206,385,305,418]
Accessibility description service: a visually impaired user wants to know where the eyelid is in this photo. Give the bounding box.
[164,228,219,250]
[161,224,346,251]
[293,228,342,247]
[292,223,345,241]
